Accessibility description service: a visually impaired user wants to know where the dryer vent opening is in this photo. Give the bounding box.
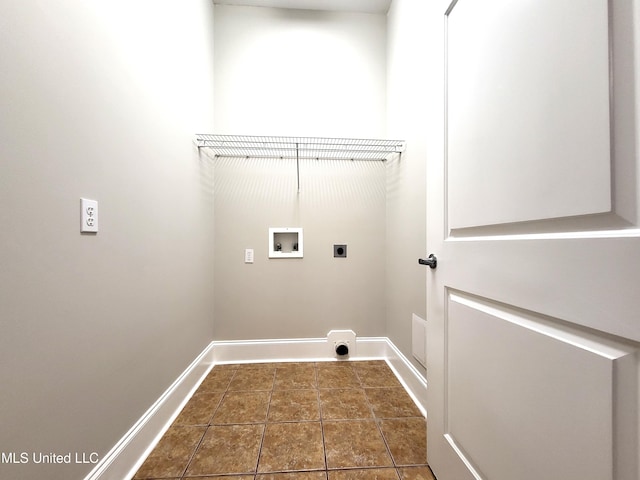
[335,342,349,356]
[327,330,356,358]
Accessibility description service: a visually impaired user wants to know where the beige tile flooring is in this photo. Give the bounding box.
[133,360,436,480]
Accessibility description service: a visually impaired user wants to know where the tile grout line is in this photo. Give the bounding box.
[139,360,423,480]
[177,427,207,480]
[178,368,238,480]
[253,367,276,477]
[316,364,330,479]
[371,363,430,472]
[185,367,245,480]
[357,366,402,479]
[206,391,225,426]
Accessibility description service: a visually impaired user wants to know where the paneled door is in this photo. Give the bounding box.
[424,1,640,480]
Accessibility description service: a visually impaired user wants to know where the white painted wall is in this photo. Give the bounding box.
[212,5,389,341]
[0,3,429,477]
[385,0,429,373]
[213,4,387,137]
[0,2,216,479]
[213,157,387,340]
[213,0,392,14]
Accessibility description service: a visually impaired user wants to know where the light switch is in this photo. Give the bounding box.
[80,198,98,233]
[244,249,254,264]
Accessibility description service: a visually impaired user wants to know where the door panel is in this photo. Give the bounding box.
[447,0,612,230]
[446,291,637,480]
[439,237,640,342]
[425,0,640,479]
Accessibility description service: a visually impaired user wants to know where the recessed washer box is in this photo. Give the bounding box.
[269,227,303,258]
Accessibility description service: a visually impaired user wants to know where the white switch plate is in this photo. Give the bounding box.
[81,198,98,233]
[244,249,254,263]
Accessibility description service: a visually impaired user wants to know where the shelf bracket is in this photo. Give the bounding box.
[296,142,300,193]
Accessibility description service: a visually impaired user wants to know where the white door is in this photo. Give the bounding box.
[425,1,640,480]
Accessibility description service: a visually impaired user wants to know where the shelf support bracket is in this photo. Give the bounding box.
[296,142,300,193]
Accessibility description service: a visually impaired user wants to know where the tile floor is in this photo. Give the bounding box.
[133,360,436,480]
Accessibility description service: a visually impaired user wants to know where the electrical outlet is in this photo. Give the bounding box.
[333,244,347,258]
[81,198,98,233]
[245,248,254,264]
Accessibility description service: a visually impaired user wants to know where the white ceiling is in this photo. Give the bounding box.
[212,0,392,14]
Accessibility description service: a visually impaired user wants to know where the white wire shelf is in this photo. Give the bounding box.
[195,134,406,161]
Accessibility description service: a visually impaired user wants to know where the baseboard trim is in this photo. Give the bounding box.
[383,338,428,417]
[210,336,391,364]
[86,336,426,480]
[82,342,215,480]
[210,337,329,364]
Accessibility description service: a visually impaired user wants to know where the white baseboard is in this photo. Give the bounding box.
[85,336,426,480]
[383,338,428,418]
[210,337,329,363]
[210,336,390,364]
[82,343,215,480]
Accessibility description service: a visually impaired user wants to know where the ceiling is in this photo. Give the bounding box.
[212,0,392,14]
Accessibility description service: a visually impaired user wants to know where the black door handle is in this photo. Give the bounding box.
[418,254,437,269]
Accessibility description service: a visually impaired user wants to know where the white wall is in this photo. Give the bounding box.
[212,5,389,341]
[0,2,216,479]
[0,3,428,477]
[213,4,387,137]
[385,0,429,373]
[213,157,387,340]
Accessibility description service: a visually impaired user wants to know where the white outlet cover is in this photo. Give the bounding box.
[245,248,254,263]
[80,198,98,233]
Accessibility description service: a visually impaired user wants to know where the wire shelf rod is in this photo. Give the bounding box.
[197,145,404,155]
[196,139,404,148]
[209,154,389,161]
[195,134,406,159]
[195,134,406,190]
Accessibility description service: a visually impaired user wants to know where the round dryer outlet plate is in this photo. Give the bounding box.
[333,244,347,257]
